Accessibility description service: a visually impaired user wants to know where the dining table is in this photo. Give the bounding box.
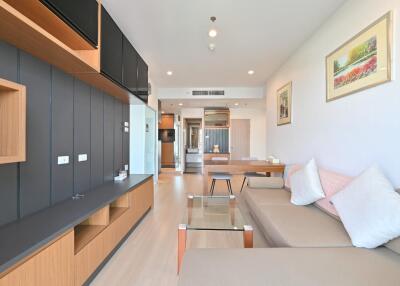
[202,160,286,195]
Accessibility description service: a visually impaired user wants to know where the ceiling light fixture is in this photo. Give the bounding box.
[248,70,255,75]
[208,43,216,51]
[234,102,239,106]
[208,16,218,39]
[167,71,173,76]
[178,103,183,106]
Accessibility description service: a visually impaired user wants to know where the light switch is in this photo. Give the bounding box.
[124,127,129,133]
[124,122,129,127]
[57,156,69,165]
[78,154,88,162]
[124,164,129,171]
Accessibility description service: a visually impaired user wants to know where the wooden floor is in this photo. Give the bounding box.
[90,172,269,286]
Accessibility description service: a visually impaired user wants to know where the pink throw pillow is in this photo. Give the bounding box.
[285,164,353,218]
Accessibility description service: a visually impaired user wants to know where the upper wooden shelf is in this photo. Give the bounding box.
[0,78,26,164]
[0,0,132,103]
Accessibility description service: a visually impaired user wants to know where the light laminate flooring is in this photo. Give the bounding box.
[91,172,269,286]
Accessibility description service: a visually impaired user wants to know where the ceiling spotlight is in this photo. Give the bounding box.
[166,71,173,76]
[234,102,239,106]
[248,70,255,75]
[209,29,217,38]
[161,111,165,114]
[178,103,183,106]
[208,43,216,51]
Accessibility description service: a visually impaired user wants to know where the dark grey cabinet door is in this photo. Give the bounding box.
[74,80,91,194]
[90,88,104,188]
[101,6,123,85]
[103,95,114,181]
[19,52,52,217]
[114,99,123,174]
[51,68,74,203]
[0,41,19,226]
[137,56,148,102]
[122,36,138,94]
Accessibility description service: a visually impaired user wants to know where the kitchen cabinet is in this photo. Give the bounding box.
[41,0,99,47]
[122,36,138,94]
[137,55,149,101]
[101,6,123,85]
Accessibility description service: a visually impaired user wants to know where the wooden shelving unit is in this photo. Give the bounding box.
[109,207,128,224]
[74,205,109,254]
[109,193,129,223]
[0,0,132,103]
[0,78,26,164]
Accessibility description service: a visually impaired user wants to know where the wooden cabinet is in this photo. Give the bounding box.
[0,78,26,164]
[0,231,74,286]
[101,6,123,85]
[40,0,99,47]
[161,142,175,166]
[122,35,138,95]
[159,114,174,129]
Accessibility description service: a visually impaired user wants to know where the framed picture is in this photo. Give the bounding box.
[326,12,392,102]
[277,82,292,126]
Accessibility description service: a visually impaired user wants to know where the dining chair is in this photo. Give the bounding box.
[240,157,267,192]
[209,157,233,196]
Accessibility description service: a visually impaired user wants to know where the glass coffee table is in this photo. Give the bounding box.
[177,195,253,273]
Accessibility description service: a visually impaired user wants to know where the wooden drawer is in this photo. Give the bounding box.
[0,231,74,286]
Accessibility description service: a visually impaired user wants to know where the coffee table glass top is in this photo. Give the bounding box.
[182,195,246,231]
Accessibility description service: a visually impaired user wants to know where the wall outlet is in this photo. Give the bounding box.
[78,154,88,162]
[124,164,129,171]
[124,121,129,127]
[124,127,129,133]
[57,156,69,165]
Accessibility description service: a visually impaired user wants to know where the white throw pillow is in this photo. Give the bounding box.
[331,166,400,248]
[290,159,325,205]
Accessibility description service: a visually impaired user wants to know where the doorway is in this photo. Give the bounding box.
[183,118,203,173]
[230,119,250,160]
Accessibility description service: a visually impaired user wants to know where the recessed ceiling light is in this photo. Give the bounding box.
[208,43,216,51]
[208,29,218,38]
[234,102,239,106]
[178,103,183,106]
[166,71,173,76]
[161,111,165,114]
[248,70,255,75]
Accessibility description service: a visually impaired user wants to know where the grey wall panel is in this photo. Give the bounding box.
[90,89,104,188]
[19,52,51,217]
[0,165,18,225]
[122,104,129,170]
[73,80,91,194]
[103,95,114,182]
[0,41,19,226]
[51,68,74,203]
[114,99,123,173]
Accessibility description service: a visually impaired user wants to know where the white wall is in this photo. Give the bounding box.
[230,108,267,160]
[265,0,400,186]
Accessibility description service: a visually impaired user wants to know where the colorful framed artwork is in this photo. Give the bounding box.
[326,12,392,102]
[277,82,292,126]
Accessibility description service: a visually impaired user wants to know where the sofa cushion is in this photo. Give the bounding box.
[178,247,400,286]
[247,177,284,189]
[255,204,352,247]
[244,188,291,210]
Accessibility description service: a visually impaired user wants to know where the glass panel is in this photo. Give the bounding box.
[182,196,246,231]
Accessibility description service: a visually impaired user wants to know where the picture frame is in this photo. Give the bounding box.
[326,12,392,102]
[277,82,292,126]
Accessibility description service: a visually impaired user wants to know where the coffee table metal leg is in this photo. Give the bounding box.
[243,225,253,248]
[178,224,187,274]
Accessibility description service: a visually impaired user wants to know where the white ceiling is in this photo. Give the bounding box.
[161,98,266,113]
[102,0,345,88]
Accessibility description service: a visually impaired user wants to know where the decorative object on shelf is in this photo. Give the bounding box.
[213,145,220,153]
[0,78,26,164]
[277,82,292,126]
[326,12,392,102]
[114,170,128,181]
[267,156,280,164]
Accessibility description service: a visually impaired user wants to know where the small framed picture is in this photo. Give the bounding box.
[326,12,392,102]
[277,82,292,126]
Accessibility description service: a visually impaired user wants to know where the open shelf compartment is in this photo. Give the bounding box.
[74,205,109,254]
[109,193,130,223]
[0,78,26,164]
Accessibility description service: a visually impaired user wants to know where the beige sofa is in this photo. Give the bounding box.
[178,184,400,286]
